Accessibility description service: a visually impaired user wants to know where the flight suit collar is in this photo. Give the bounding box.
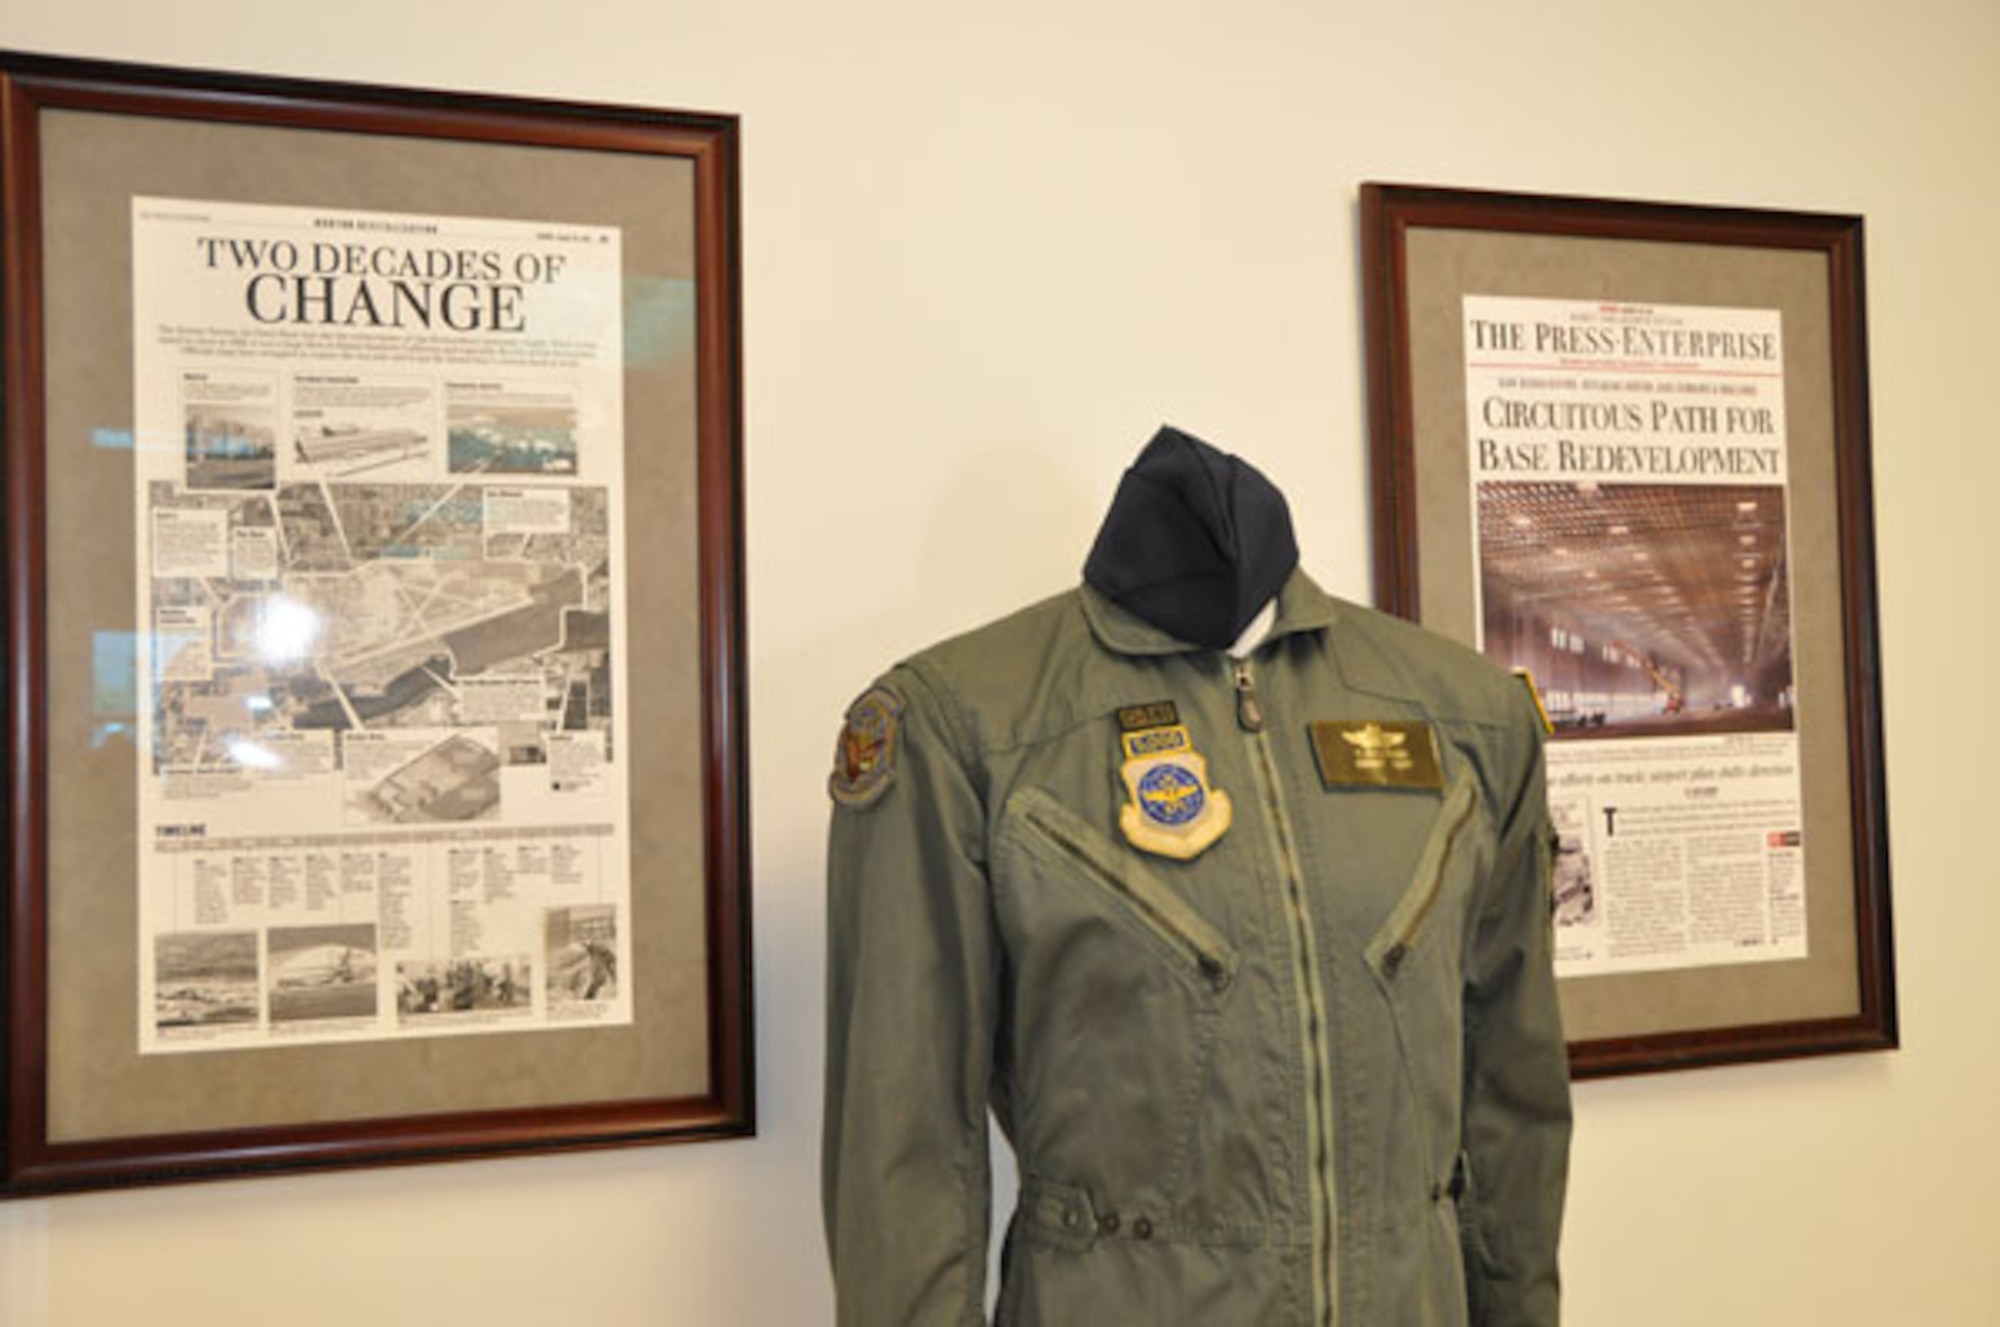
[1081,568,1340,656]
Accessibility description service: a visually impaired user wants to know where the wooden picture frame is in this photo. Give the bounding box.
[1360,182,1894,1078]
[3,52,751,1194]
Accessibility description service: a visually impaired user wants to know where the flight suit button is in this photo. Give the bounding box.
[1133,1217,1154,1240]
[1062,1207,1083,1231]
[1097,1213,1121,1234]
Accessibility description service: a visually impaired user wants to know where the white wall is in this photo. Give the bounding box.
[4,2,1998,1322]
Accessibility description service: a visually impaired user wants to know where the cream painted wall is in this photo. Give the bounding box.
[3,2,1997,1323]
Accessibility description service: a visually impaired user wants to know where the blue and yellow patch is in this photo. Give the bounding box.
[1117,717,1231,859]
[1137,763,1207,826]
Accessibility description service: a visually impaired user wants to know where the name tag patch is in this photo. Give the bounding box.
[1116,700,1181,732]
[1310,719,1444,792]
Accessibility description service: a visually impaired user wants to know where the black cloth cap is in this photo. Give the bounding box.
[1082,425,1299,649]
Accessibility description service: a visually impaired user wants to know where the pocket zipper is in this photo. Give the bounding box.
[1016,794,1237,992]
[1379,770,1478,978]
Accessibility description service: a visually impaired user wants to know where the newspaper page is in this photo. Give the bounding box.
[1464,295,1807,979]
[132,198,632,1051]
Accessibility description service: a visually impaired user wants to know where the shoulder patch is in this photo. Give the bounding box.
[830,686,903,808]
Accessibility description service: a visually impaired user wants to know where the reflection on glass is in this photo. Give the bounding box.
[223,738,285,771]
[256,595,322,663]
[93,630,139,748]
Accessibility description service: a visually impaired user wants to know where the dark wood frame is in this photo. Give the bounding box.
[1,52,752,1195]
[1360,182,1894,1079]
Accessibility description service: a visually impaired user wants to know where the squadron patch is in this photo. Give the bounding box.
[830,686,903,808]
[1117,716,1232,860]
[1309,719,1444,792]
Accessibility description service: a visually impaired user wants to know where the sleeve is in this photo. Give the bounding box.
[822,666,1000,1326]
[1460,699,1573,1326]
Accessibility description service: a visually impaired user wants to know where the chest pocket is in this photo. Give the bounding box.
[1005,786,1239,997]
[996,786,1241,1200]
[1357,765,1485,1190]
[1363,767,1479,982]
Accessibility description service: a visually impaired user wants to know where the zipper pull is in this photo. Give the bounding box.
[1232,659,1265,732]
[1197,952,1233,992]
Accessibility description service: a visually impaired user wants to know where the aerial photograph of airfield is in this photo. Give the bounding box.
[148,482,612,775]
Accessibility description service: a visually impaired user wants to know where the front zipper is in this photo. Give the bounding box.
[1014,790,1237,993]
[1232,656,1339,1327]
[1376,769,1478,979]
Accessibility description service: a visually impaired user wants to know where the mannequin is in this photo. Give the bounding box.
[1229,598,1278,657]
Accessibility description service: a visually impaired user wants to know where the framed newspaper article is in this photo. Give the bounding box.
[1360,183,1894,1078]
[2,52,751,1195]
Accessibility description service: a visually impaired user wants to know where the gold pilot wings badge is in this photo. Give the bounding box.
[1309,719,1445,791]
[1116,707,1232,860]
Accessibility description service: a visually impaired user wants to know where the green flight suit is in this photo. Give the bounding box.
[824,571,1571,1325]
